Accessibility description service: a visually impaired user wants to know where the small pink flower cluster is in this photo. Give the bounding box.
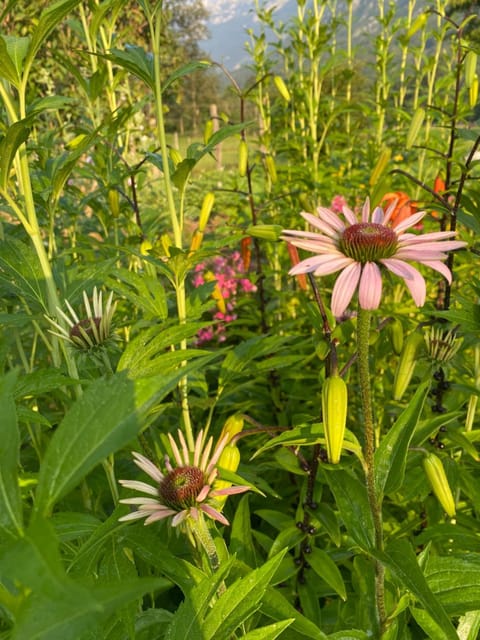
[330,195,348,213]
[193,251,257,344]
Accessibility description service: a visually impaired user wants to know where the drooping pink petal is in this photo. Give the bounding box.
[171,510,188,527]
[282,236,338,253]
[398,239,466,252]
[119,497,161,506]
[196,484,211,502]
[358,262,383,310]
[200,503,230,526]
[289,254,352,276]
[118,479,159,496]
[381,258,426,306]
[395,248,450,261]
[398,230,461,243]
[331,263,362,317]
[130,452,164,482]
[210,485,251,497]
[420,260,453,284]
[144,509,178,525]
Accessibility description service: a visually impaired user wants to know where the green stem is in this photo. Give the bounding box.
[357,308,386,635]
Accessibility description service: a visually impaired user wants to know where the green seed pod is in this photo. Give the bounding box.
[393,331,423,401]
[265,155,278,183]
[470,74,478,108]
[199,191,215,232]
[238,139,248,177]
[388,318,404,355]
[465,50,477,88]
[322,374,348,464]
[273,75,291,102]
[423,453,456,517]
[406,107,425,150]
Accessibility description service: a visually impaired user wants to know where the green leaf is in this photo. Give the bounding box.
[0,237,46,309]
[35,368,195,515]
[50,130,99,206]
[324,468,375,551]
[374,381,429,496]
[0,371,23,540]
[25,0,82,71]
[308,547,347,600]
[163,60,211,92]
[202,551,287,640]
[260,587,327,639]
[164,557,234,640]
[0,119,31,190]
[0,35,22,85]
[379,539,458,640]
[457,610,480,640]
[425,554,480,615]
[230,495,257,567]
[108,269,167,319]
[103,45,154,89]
[241,619,294,640]
[13,368,78,399]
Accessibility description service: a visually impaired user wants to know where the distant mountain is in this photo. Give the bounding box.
[200,0,414,70]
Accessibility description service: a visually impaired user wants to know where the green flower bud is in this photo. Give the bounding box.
[393,331,423,401]
[322,375,348,464]
[423,453,456,517]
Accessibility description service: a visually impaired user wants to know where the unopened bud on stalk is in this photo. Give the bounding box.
[465,394,478,432]
[470,74,478,108]
[369,146,391,185]
[213,414,244,507]
[423,453,456,517]
[465,50,477,88]
[388,318,404,355]
[393,331,423,401]
[199,192,215,232]
[273,75,291,102]
[265,155,278,183]
[108,188,120,218]
[203,119,214,144]
[169,146,182,167]
[238,139,248,177]
[246,224,283,241]
[322,374,348,464]
[406,107,425,149]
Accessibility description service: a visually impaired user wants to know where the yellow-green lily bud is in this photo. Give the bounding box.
[406,107,425,150]
[265,155,278,183]
[273,75,291,102]
[199,192,215,232]
[388,318,404,355]
[423,453,456,517]
[238,139,248,177]
[203,118,214,144]
[465,50,477,88]
[369,146,391,186]
[322,374,348,464]
[219,414,244,443]
[470,74,478,108]
[108,188,120,218]
[246,224,283,241]
[169,146,182,167]
[393,331,423,401]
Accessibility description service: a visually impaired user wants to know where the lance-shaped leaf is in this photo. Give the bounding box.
[0,119,31,190]
[374,381,430,497]
[0,372,23,540]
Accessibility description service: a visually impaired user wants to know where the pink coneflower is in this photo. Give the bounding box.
[282,198,467,317]
[119,430,249,527]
